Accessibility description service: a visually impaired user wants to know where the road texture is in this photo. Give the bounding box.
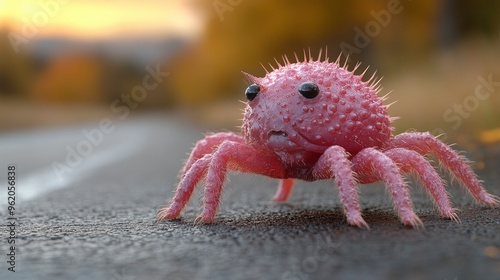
[1,113,499,280]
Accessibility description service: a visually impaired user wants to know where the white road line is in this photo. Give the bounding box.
[0,129,145,208]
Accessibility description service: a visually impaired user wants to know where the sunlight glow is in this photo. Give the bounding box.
[0,0,203,39]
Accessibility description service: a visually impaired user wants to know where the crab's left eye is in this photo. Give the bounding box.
[298,82,319,99]
[245,84,260,101]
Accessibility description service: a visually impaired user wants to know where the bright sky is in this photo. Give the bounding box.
[0,0,204,39]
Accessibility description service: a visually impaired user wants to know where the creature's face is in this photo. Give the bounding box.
[241,59,392,163]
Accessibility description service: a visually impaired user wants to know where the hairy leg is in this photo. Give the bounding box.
[384,148,458,221]
[272,179,295,202]
[386,132,499,206]
[352,148,423,228]
[181,132,245,178]
[158,133,249,222]
[157,154,212,221]
[198,140,286,223]
[313,146,368,228]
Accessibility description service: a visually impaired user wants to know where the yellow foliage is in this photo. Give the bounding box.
[168,0,440,108]
[480,128,500,144]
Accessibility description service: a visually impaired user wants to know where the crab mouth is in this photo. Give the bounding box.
[268,130,288,138]
[265,130,291,150]
[264,129,329,153]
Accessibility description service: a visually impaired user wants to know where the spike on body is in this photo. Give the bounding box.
[157,49,499,229]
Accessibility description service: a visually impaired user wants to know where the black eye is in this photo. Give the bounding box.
[298,82,319,99]
[245,84,260,101]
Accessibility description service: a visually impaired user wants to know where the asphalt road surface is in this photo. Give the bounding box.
[1,113,499,280]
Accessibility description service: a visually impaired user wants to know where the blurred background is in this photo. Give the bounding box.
[1,0,500,146]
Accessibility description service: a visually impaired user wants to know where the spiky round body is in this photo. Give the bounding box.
[241,56,392,178]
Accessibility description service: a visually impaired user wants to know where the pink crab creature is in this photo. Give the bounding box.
[157,50,499,228]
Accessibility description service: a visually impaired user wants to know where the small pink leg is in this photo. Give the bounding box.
[384,148,458,221]
[157,154,211,221]
[386,132,500,206]
[181,132,244,178]
[158,133,244,222]
[273,179,295,202]
[353,148,423,228]
[198,140,286,223]
[313,146,368,229]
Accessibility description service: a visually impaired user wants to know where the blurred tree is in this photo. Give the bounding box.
[31,54,172,107]
[0,27,34,97]
[31,52,104,104]
[100,60,173,109]
[455,0,500,37]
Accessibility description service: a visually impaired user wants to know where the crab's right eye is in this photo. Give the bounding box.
[245,84,260,101]
[298,82,319,99]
